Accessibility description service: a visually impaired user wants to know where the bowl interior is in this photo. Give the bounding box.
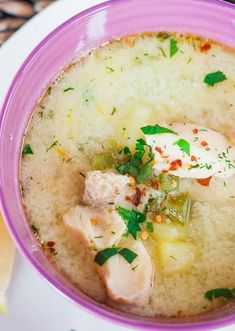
[1,0,235,329]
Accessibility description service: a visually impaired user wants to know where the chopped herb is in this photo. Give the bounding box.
[119,248,138,264]
[63,87,75,92]
[204,71,227,86]
[159,47,166,58]
[146,222,154,233]
[122,127,126,131]
[94,247,119,265]
[31,224,39,235]
[94,247,138,266]
[141,34,145,39]
[106,66,114,73]
[187,57,192,63]
[38,111,43,117]
[205,288,235,301]
[111,231,116,234]
[79,172,85,177]
[144,53,149,56]
[169,256,177,260]
[205,163,212,170]
[173,139,190,156]
[170,38,179,57]
[94,235,103,239]
[198,129,208,132]
[46,140,58,152]
[117,206,146,239]
[141,125,177,135]
[224,181,227,187]
[111,107,117,115]
[189,164,200,170]
[22,144,34,156]
[131,264,138,271]
[47,86,52,95]
[117,138,153,183]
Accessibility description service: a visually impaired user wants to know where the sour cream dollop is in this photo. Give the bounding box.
[144,123,235,179]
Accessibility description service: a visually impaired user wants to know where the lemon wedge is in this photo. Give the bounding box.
[0,213,15,313]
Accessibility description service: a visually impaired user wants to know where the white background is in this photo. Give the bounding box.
[0,0,233,330]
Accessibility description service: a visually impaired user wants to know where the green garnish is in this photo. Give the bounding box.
[173,138,190,156]
[141,125,177,135]
[146,222,154,233]
[111,107,117,115]
[22,144,34,156]
[47,86,52,95]
[159,173,180,192]
[165,192,191,223]
[159,47,166,57]
[117,206,146,239]
[118,248,138,264]
[106,66,114,73]
[170,38,179,57]
[31,224,39,235]
[119,146,131,155]
[205,288,235,301]
[117,138,153,183]
[63,87,75,92]
[46,140,58,152]
[204,71,227,86]
[94,247,138,266]
[94,247,119,265]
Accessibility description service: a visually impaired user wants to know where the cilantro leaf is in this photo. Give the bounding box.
[173,138,190,156]
[117,206,146,239]
[22,144,34,156]
[119,248,138,264]
[94,247,119,266]
[46,140,58,152]
[141,125,177,135]
[204,71,227,86]
[170,38,179,57]
[136,161,153,183]
[205,288,234,301]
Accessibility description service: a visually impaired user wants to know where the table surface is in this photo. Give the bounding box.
[0,1,234,330]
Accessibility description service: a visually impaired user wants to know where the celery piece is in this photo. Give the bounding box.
[165,193,191,223]
[92,152,115,170]
[159,173,180,192]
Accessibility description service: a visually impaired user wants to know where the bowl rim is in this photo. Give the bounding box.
[1,0,235,330]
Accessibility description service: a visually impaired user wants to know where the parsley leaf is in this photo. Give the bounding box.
[141,125,177,135]
[117,206,146,239]
[204,71,227,86]
[118,248,138,264]
[170,38,179,57]
[22,144,34,156]
[173,138,190,156]
[205,288,235,301]
[106,66,114,73]
[94,247,138,266]
[94,247,119,265]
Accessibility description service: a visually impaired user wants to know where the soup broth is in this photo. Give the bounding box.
[21,32,235,317]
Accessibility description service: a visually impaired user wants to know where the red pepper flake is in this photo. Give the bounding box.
[125,195,132,202]
[169,159,182,171]
[196,176,212,186]
[151,182,159,190]
[47,241,55,247]
[49,247,56,253]
[201,140,208,147]
[191,155,197,162]
[162,169,168,173]
[132,187,142,206]
[193,128,198,134]
[155,146,163,154]
[200,43,211,53]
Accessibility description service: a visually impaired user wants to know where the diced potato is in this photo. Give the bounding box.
[158,240,195,274]
[154,222,187,241]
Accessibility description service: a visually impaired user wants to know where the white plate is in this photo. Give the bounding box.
[0,1,233,330]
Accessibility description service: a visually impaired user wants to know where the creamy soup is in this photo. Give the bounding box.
[21,33,235,318]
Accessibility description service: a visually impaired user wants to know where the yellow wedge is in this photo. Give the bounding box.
[0,213,15,313]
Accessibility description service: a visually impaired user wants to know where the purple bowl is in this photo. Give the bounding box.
[1,0,235,329]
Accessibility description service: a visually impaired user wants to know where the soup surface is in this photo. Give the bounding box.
[21,32,235,317]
